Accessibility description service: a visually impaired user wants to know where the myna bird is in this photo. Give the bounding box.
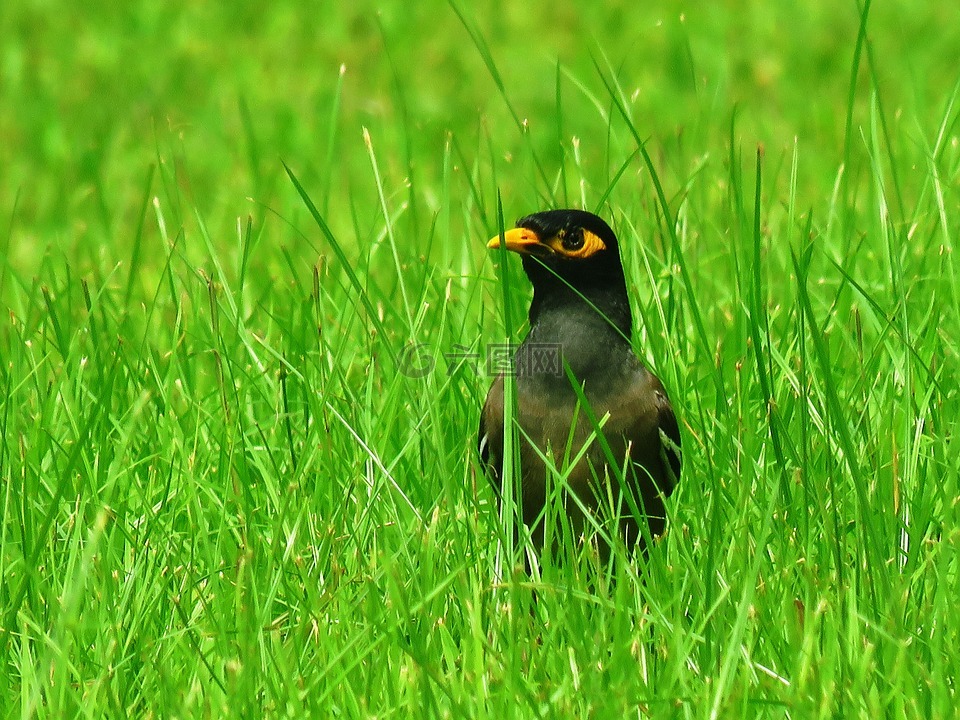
[479,209,681,559]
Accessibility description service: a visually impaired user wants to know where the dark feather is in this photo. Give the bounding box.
[479,209,682,559]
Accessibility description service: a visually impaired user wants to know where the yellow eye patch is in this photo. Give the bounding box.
[546,229,607,259]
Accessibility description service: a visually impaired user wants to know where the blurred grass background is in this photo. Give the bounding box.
[5,1,957,263]
[2,0,959,717]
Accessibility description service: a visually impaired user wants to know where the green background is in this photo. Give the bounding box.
[2,1,958,717]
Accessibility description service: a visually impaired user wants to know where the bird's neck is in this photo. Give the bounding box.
[521,283,636,384]
[527,281,633,342]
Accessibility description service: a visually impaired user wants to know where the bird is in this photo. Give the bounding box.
[478,209,681,561]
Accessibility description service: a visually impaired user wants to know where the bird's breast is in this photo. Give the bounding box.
[514,372,645,462]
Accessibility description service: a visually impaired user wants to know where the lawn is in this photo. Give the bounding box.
[1,1,958,717]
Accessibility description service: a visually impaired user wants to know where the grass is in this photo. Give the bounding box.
[1,1,959,717]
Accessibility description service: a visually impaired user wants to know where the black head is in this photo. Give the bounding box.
[487,209,632,335]
[488,209,625,292]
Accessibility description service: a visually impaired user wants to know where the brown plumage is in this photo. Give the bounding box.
[479,209,681,559]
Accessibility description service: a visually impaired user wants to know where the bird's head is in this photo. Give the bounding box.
[487,209,625,292]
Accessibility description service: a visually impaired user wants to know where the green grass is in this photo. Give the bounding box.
[2,1,959,717]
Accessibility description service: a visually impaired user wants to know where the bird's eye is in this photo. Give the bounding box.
[548,228,606,258]
[561,230,584,251]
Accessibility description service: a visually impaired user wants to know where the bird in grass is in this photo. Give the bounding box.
[478,209,681,560]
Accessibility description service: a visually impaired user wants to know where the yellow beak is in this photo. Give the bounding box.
[486,227,552,255]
